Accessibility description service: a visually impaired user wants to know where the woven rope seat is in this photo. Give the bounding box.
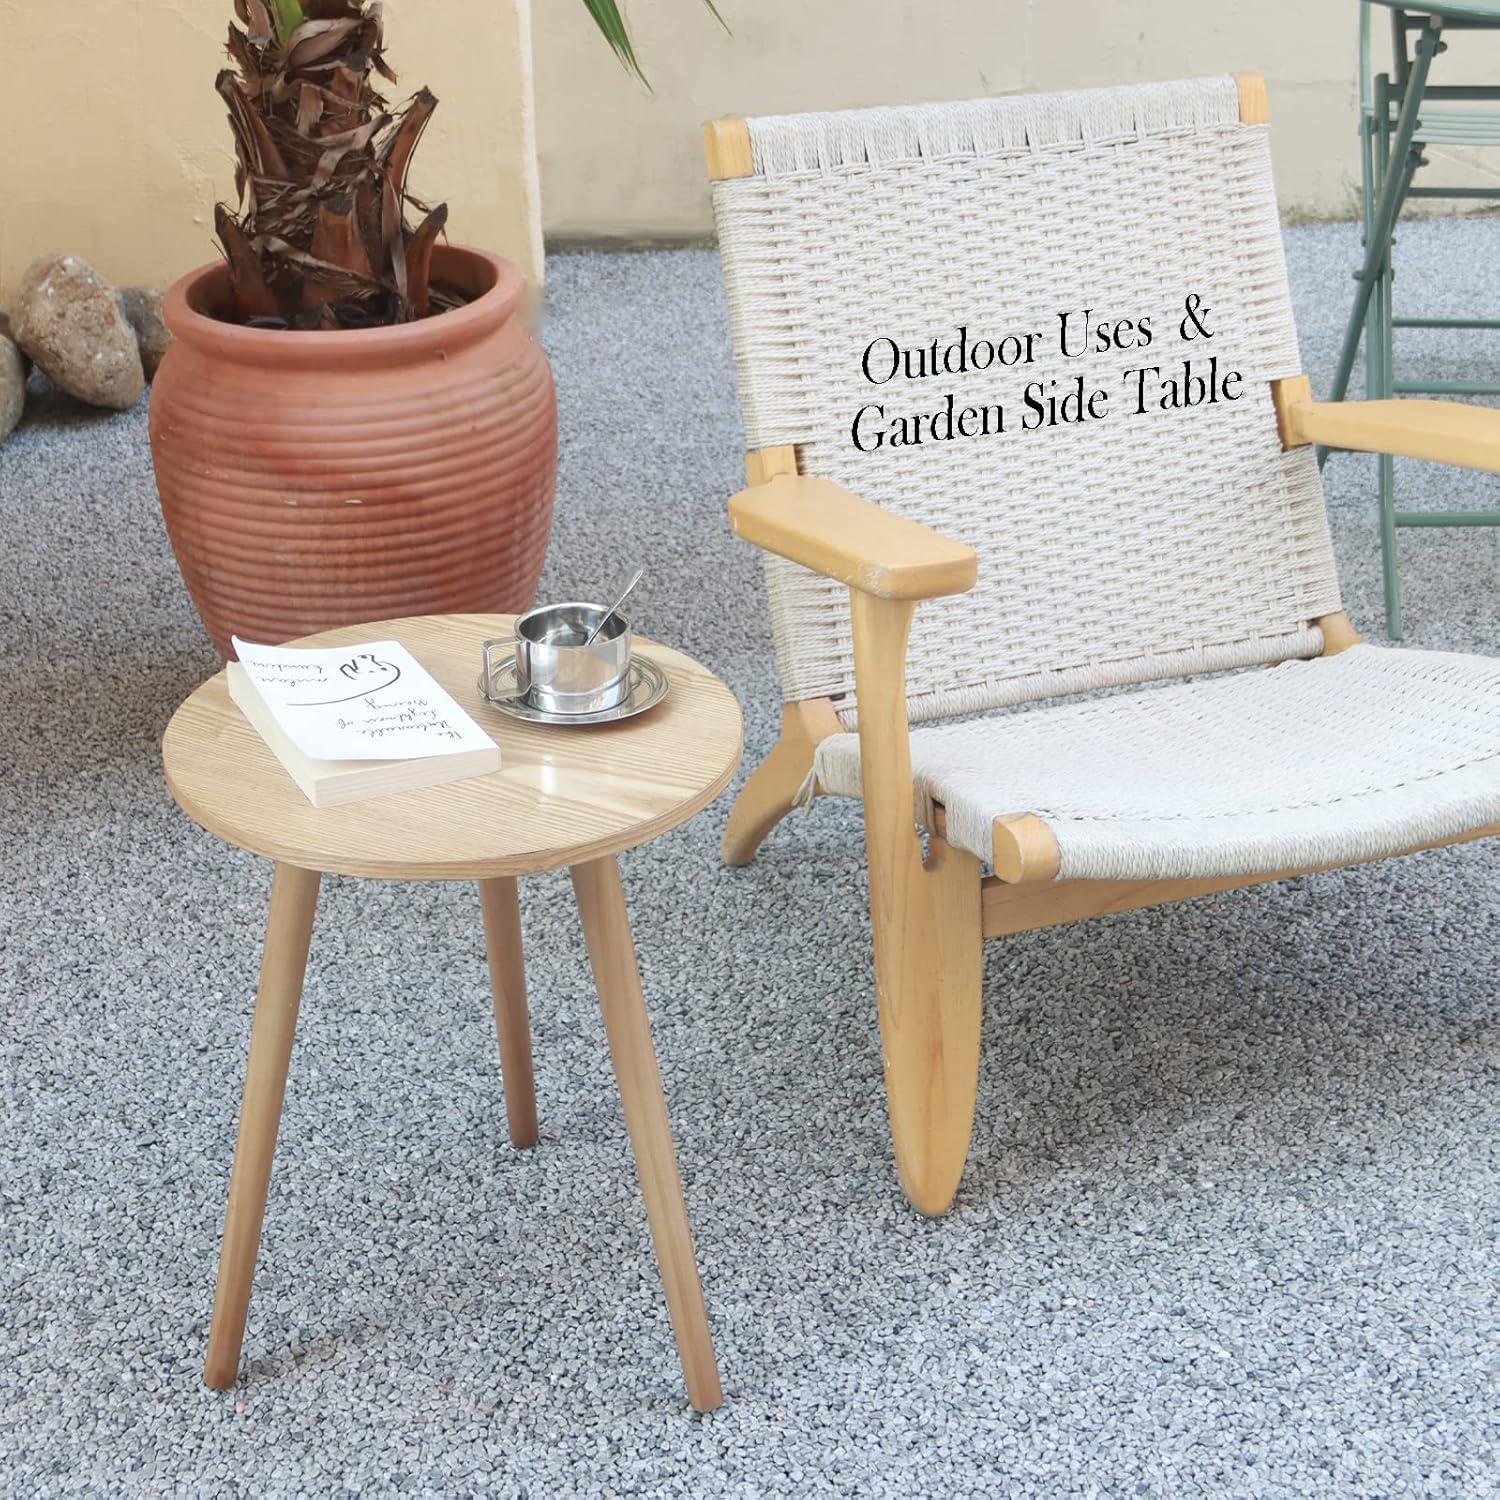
[813,644,1500,881]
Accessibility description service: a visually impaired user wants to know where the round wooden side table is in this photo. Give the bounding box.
[162,614,742,1411]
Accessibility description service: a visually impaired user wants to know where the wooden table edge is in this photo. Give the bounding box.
[162,738,743,880]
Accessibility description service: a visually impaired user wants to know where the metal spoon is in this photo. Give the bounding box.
[582,567,643,646]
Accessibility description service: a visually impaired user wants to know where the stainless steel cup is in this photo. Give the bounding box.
[484,602,632,715]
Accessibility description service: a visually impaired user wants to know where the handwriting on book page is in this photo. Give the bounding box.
[231,637,496,762]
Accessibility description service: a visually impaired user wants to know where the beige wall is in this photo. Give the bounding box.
[5,1,1498,311]
[534,0,1500,238]
[0,0,541,307]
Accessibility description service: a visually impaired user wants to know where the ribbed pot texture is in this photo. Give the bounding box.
[149,246,557,655]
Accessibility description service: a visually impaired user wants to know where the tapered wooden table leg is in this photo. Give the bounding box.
[569,855,723,1412]
[202,862,321,1389]
[479,875,539,1149]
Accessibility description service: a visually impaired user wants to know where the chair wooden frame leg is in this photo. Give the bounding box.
[720,698,842,865]
[203,861,321,1389]
[569,855,724,1412]
[479,875,539,1149]
[851,593,984,1217]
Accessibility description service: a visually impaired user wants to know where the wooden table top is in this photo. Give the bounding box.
[162,614,743,880]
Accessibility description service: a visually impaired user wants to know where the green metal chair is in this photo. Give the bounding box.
[1325,0,1500,637]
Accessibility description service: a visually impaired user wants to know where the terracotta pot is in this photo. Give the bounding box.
[150,246,557,655]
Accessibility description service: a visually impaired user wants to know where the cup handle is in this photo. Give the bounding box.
[480,637,523,701]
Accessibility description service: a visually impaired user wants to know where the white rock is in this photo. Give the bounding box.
[0,335,23,442]
[117,287,173,381]
[12,254,145,410]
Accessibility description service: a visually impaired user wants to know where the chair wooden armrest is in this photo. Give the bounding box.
[1283,393,1500,474]
[728,474,978,601]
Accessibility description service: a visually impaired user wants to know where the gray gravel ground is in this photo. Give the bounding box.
[1,220,1497,1497]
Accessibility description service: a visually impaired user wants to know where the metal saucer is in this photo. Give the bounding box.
[477,656,671,726]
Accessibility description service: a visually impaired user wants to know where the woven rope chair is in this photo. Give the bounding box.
[704,74,1500,1215]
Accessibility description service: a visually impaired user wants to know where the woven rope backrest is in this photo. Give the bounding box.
[711,77,1342,723]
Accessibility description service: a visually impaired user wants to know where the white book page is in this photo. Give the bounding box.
[231,637,495,762]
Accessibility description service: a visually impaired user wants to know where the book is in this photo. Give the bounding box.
[227,636,501,808]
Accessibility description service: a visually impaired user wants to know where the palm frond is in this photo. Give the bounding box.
[580,0,649,86]
[580,0,730,86]
[268,0,304,47]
